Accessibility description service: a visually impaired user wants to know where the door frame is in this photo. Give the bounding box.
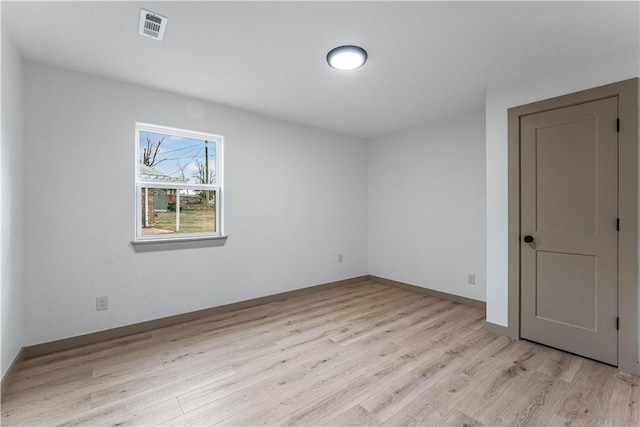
[507,78,639,374]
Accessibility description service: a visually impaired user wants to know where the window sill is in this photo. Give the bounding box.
[131,235,228,247]
[132,235,228,245]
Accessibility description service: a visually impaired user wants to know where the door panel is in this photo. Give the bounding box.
[535,251,596,330]
[535,120,597,235]
[520,96,618,366]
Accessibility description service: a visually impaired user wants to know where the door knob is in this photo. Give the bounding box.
[523,235,534,243]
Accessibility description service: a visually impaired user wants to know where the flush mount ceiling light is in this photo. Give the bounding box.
[326,45,368,71]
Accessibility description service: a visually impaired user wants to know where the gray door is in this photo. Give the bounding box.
[520,96,618,365]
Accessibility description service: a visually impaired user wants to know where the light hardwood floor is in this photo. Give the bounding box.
[1,281,638,426]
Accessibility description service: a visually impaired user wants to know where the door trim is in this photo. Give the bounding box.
[507,78,639,374]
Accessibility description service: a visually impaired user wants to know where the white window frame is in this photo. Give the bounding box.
[134,123,224,243]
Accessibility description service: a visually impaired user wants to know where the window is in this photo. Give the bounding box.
[135,123,223,242]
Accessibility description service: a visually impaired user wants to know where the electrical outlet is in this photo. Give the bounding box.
[467,274,476,285]
[96,296,109,311]
[338,253,343,263]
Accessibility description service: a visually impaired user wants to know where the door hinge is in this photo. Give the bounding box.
[616,317,619,330]
[617,218,620,231]
[617,118,620,132]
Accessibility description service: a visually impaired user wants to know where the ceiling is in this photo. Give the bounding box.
[3,1,638,138]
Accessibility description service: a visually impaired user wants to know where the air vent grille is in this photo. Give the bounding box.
[138,9,168,41]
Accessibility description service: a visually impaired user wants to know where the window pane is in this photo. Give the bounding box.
[139,130,216,185]
[140,188,216,236]
[178,190,216,233]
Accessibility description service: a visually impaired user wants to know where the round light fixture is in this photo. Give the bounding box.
[326,45,368,71]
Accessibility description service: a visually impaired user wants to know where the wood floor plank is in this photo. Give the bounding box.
[448,326,502,351]
[456,341,551,424]
[437,409,484,427]
[359,342,471,422]
[382,368,474,426]
[324,404,382,426]
[13,333,158,380]
[104,397,183,426]
[213,402,279,427]
[1,359,168,424]
[603,371,639,427]
[177,339,342,413]
[168,343,398,425]
[270,288,409,348]
[92,353,164,379]
[490,372,569,426]
[89,363,235,408]
[327,294,439,345]
[17,332,155,371]
[152,281,385,344]
[2,393,93,426]
[161,342,401,426]
[554,359,617,426]
[271,338,462,426]
[537,350,584,383]
[3,365,94,399]
[158,286,400,368]
[54,366,234,426]
[2,280,636,427]
[548,413,574,426]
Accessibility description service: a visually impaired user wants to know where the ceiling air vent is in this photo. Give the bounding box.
[138,9,168,41]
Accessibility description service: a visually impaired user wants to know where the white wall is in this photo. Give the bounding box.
[368,110,486,302]
[14,29,637,358]
[1,28,25,377]
[22,62,368,346]
[485,52,640,328]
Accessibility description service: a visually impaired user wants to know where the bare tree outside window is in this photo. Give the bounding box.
[142,136,165,167]
[193,159,216,185]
